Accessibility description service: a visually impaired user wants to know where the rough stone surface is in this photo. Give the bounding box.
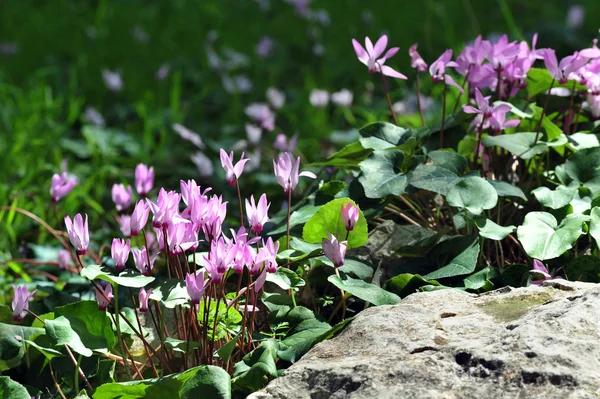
[249,280,600,399]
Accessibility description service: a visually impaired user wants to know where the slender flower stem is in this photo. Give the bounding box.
[472,117,487,170]
[49,362,68,399]
[64,344,93,390]
[440,81,448,148]
[573,100,583,134]
[129,289,160,377]
[88,277,173,373]
[496,68,502,101]
[122,339,144,380]
[286,189,292,254]
[379,71,399,126]
[415,73,426,126]
[113,284,133,380]
[334,268,347,321]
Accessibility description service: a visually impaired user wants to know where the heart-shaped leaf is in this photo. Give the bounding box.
[517,212,587,260]
[446,176,498,215]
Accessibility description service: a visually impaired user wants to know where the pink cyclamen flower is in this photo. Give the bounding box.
[530,259,562,286]
[220,149,249,186]
[50,172,77,203]
[322,233,347,268]
[95,283,114,311]
[135,163,154,197]
[138,288,153,312]
[543,49,589,84]
[12,285,36,322]
[257,237,279,273]
[429,49,464,93]
[185,271,206,305]
[111,238,131,272]
[246,124,262,144]
[132,247,157,276]
[130,200,150,236]
[352,35,407,79]
[341,203,359,231]
[147,189,181,228]
[118,215,131,238]
[112,184,133,212]
[64,214,89,255]
[246,194,271,235]
[409,44,428,72]
[57,249,71,271]
[273,152,317,194]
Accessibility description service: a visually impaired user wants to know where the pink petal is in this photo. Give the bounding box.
[462,105,480,114]
[381,65,407,79]
[365,37,374,57]
[372,35,388,59]
[444,75,464,94]
[352,39,369,65]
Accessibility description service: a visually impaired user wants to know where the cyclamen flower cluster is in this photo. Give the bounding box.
[56,150,317,314]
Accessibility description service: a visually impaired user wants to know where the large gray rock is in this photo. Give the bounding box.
[249,280,600,399]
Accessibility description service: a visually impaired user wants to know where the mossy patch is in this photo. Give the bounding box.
[476,292,553,322]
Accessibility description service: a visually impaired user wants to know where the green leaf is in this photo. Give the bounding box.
[93,366,231,399]
[302,197,368,249]
[463,267,496,291]
[327,275,400,306]
[563,147,600,194]
[589,207,600,250]
[359,122,412,150]
[45,316,93,357]
[517,212,587,260]
[409,151,468,195]
[358,150,408,198]
[487,180,527,200]
[384,274,439,298]
[423,240,480,280]
[81,264,154,288]
[568,132,600,152]
[23,339,63,359]
[278,318,331,363]
[309,141,372,167]
[0,376,30,399]
[446,176,498,215]
[265,268,305,290]
[0,323,45,371]
[532,186,576,209]
[55,301,117,353]
[215,332,240,363]
[482,132,548,159]
[338,258,375,280]
[150,279,188,309]
[475,219,516,240]
[232,339,278,392]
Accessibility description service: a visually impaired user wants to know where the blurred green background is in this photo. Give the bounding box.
[0,0,597,255]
